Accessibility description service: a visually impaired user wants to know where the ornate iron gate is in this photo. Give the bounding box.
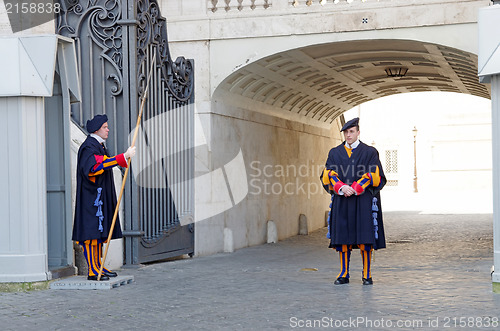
[57,0,194,264]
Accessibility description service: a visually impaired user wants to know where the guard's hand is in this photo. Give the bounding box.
[342,185,356,197]
[124,146,136,159]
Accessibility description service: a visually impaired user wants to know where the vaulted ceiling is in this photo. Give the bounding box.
[217,39,490,125]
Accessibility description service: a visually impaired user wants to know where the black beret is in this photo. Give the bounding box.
[340,117,359,132]
[86,114,108,133]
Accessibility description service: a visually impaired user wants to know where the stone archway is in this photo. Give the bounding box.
[215,39,489,126]
[204,38,491,254]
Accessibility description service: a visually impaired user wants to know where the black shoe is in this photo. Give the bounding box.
[87,275,109,281]
[362,277,373,285]
[102,270,118,277]
[334,277,349,285]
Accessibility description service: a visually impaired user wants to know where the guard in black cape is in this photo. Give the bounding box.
[73,114,136,281]
[320,117,386,285]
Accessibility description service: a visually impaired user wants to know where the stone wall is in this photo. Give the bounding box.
[193,90,341,255]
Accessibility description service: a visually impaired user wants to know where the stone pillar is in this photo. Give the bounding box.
[0,0,58,281]
[0,36,80,283]
[478,3,500,293]
[491,75,500,292]
[0,8,58,282]
[0,97,49,282]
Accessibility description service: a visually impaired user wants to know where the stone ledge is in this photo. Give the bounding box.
[50,275,134,290]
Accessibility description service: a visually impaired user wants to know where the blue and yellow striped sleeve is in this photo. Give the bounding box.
[322,168,346,194]
[351,166,381,195]
[89,153,128,177]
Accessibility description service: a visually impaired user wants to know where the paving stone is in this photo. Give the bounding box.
[0,212,499,330]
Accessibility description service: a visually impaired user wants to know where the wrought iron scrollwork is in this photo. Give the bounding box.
[136,0,194,103]
[165,56,194,103]
[57,0,123,96]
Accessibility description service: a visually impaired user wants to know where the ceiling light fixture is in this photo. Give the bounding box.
[385,67,408,78]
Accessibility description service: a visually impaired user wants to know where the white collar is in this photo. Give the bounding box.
[345,139,360,149]
[90,133,105,145]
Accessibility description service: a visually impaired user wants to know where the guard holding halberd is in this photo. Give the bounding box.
[72,114,136,281]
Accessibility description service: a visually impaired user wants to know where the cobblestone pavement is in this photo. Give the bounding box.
[1,212,499,330]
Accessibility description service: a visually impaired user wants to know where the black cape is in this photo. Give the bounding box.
[322,141,386,250]
[72,136,122,242]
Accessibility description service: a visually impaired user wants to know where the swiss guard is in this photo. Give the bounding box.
[320,117,386,285]
[72,114,136,281]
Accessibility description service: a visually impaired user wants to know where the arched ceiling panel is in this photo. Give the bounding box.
[216,39,491,125]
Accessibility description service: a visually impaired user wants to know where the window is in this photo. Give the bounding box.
[385,150,398,186]
[385,150,398,174]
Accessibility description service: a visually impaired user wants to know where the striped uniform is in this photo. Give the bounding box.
[321,140,386,282]
[79,152,126,276]
[78,239,114,277]
[72,135,128,278]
